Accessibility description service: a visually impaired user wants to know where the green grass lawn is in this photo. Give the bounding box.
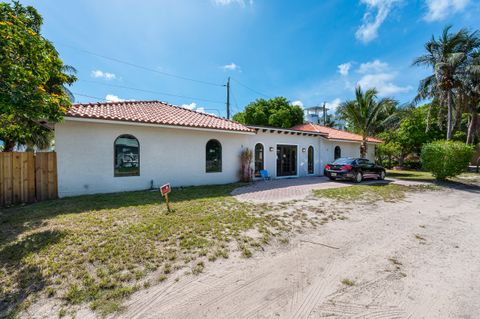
[386,170,436,182]
[387,169,480,184]
[314,184,437,202]
[0,184,285,317]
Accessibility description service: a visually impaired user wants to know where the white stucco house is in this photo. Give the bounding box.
[54,100,382,197]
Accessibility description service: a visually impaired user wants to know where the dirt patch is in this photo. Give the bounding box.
[111,187,480,319]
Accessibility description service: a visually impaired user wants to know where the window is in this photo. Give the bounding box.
[206,139,222,172]
[334,146,341,160]
[114,135,140,177]
[254,143,264,177]
[307,146,314,174]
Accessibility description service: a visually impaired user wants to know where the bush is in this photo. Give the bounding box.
[421,141,474,180]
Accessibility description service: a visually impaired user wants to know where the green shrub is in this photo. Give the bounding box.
[421,141,474,180]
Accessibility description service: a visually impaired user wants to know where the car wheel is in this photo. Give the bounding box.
[329,177,336,181]
[354,172,363,183]
[378,170,386,180]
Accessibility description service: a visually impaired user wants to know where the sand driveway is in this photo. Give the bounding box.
[116,186,480,319]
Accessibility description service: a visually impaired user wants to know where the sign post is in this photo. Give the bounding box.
[160,183,172,212]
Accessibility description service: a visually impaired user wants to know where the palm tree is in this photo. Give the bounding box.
[460,51,480,144]
[337,86,396,158]
[413,26,473,140]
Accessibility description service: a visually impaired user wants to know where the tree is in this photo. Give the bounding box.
[233,97,304,129]
[413,26,480,141]
[395,104,444,164]
[336,86,396,158]
[0,1,76,151]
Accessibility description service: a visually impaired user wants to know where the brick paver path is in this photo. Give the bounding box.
[231,176,428,203]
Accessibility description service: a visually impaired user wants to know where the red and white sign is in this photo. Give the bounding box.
[160,183,171,196]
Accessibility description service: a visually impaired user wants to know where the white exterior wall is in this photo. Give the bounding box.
[320,139,376,169]
[248,131,321,178]
[55,120,251,197]
[55,119,377,197]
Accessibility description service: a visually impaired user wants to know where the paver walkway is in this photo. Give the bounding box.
[231,176,428,203]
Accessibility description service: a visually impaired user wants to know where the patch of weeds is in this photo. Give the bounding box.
[46,286,56,298]
[192,262,204,275]
[279,237,289,245]
[158,274,167,282]
[58,307,67,318]
[240,244,253,258]
[341,278,355,286]
[314,184,437,203]
[163,263,172,274]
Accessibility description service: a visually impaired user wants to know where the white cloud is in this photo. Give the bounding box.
[338,63,352,76]
[181,102,206,113]
[325,98,342,112]
[213,0,253,7]
[222,63,241,72]
[424,0,470,21]
[291,100,304,108]
[91,70,116,80]
[355,0,401,43]
[357,59,389,74]
[105,94,125,102]
[357,73,411,96]
[181,102,197,110]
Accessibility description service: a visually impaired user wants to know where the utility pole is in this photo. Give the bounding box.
[226,77,231,119]
[322,102,326,125]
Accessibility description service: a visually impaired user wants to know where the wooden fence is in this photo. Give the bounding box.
[0,152,57,206]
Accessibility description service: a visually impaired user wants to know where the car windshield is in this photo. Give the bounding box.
[332,158,354,165]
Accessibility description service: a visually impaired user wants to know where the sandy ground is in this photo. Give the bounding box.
[108,186,480,319]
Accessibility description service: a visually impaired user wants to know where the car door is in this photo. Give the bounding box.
[356,159,369,175]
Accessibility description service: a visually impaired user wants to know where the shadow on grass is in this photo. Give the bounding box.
[0,230,65,318]
[434,179,480,194]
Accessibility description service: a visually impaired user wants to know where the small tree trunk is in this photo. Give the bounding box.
[360,138,367,158]
[467,109,478,145]
[446,91,453,140]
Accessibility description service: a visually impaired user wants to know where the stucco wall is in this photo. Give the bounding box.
[55,119,377,197]
[248,131,321,178]
[320,139,376,168]
[55,120,251,197]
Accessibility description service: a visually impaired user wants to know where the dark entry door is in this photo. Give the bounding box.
[277,145,297,176]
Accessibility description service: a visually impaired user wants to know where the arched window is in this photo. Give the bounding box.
[334,146,341,160]
[308,146,314,174]
[254,143,264,177]
[114,134,140,177]
[206,139,222,173]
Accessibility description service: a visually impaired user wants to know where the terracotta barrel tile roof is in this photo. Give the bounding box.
[291,123,383,143]
[66,100,254,133]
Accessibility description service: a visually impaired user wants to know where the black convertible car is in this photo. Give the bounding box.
[324,157,386,183]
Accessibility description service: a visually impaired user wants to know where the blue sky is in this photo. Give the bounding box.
[18,0,480,117]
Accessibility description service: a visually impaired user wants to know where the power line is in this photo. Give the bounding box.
[58,42,224,87]
[78,79,226,105]
[71,92,107,101]
[231,77,270,98]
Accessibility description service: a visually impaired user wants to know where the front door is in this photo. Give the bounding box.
[277,145,297,177]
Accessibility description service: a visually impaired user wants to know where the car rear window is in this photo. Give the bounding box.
[332,158,354,165]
